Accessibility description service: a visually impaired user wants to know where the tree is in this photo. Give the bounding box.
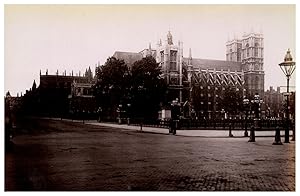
[93,57,130,120]
[130,56,167,120]
[221,86,243,118]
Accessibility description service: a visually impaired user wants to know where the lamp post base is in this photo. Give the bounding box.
[284,129,290,143]
[273,127,283,145]
[248,126,256,142]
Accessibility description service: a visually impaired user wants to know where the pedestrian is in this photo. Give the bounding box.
[97,107,102,122]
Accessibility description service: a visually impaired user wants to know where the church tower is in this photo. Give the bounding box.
[241,32,264,97]
[226,32,264,98]
[156,31,183,102]
[226,37,242,62]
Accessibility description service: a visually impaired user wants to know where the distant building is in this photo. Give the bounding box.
[264,86,283,118]
[68,79,96,117]
[37,68,95,117]
[263,86,295,120]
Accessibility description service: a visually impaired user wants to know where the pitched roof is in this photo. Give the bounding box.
[183,57,242,71]
[113,51,143,66]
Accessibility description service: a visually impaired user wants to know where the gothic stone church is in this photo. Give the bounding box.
[113,31,264,119]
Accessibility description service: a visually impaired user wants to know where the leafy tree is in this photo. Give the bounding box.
[93,57,130,120]
[130,56,167,120]
[94,56,167,121]
[220,86,243,117]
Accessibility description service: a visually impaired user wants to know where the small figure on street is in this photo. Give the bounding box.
[97,107,102,122]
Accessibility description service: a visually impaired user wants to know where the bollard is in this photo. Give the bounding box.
[272,126,283,145]
[169,119,173,134]
[291,124,295,141]
[229,123,233,137]
[248,126,255,142]
[244,122,248,137]
[140,122,143,131]
[173,120,177,135]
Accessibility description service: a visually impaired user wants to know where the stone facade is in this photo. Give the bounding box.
[112,31,265,119]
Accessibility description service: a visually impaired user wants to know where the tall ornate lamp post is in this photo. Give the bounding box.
[243,98,250,137]
[279,49,296,143]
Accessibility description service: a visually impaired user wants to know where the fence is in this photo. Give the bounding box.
[125,118,294,131]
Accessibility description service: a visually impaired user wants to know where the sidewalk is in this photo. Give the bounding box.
[86,121,292,138]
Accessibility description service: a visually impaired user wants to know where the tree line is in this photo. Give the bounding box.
[93,56,167,121]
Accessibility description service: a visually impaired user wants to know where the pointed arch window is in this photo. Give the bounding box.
[254,43,259,57]
[246,43,250,57]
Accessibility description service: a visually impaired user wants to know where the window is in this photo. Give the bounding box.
[170,77,178,85]
[254,43,259,57]
[170,50,177,62]
[160,51,164,61]
[245,43,250,57]
[170,62,176,71]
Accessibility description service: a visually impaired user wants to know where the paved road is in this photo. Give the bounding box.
[5,118,295,191]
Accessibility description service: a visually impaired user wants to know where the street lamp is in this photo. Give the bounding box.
[127,103,131,125]
[220,108,225,128]
[279,49,296,143]
[243,98,250,137]
[249,94,263,142]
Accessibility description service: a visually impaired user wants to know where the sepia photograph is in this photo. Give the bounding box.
[4,2,296,191]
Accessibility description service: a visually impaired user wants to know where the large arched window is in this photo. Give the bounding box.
[246,43,249,57]
[254,43,259,57]
[256,76,260,90]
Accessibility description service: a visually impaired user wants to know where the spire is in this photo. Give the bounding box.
[6,91,11,97]
[189,48,192,59]
[188,48,192,65]
[147,42,152,56]
[32,80,36,91]
[167,31,173,45]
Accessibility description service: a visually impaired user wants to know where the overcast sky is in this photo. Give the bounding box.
[5,4,296,96]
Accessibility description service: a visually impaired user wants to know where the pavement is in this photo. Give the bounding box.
[40,117,293,138]
[86,121,293,138]
[5,118,295,191]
